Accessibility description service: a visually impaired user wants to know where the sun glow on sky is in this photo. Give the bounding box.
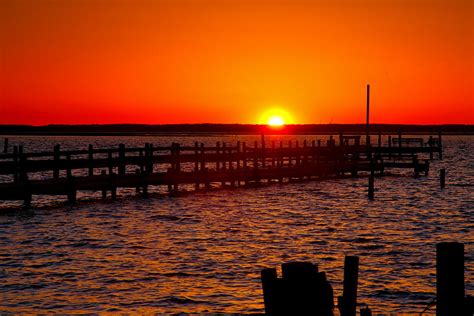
[0,0,472,125]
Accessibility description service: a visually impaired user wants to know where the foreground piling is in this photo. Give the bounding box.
[436,242,464,316]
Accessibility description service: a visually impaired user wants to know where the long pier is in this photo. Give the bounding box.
[0,133,442,207]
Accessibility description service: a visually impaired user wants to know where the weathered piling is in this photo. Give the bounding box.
[338,256,359,316]
[368,172,374,199]
[436,242,464,316]
[440,168,446,188]
[53,144,60,179]
[3,138,8,153]
[88,144,94,176]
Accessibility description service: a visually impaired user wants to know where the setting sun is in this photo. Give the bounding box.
[268,116,285,126]
[259,109,294,127]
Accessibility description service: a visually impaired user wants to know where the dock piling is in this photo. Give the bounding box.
[338,256,359,316]
[3,138,8,153]
[440,168,446,188]
[436,242,464,316]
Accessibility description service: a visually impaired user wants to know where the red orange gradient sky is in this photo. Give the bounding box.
[0,0,473,125]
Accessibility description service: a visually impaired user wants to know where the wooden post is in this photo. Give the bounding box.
[288,140,292,166]
[108,151,113,175]
[118,143,126,175]
[216,142,221,170]
[88,144,94,176]
[368,171,374,200]
[413,156,419,178]
[53,145,60,179]
[254,141,258,170]
[3,138,8,153]
[339,256,359,316]
[436,242,464,316]
[194,142,199,190]
[110,172,117,200]
[398,131,402,157]
[429,136,434,160]
[366,84,370,145]
[66,153,72,179]
[242,142,247,170]
[135,169,141,193]
[261,268,279,315]
[139,149,144,173]
[378,132,382,148]
[272,140,276,168]
[438,131,443,160]
[101,170,107,199]
[295,141,300,166]
[141,168,148,198]
[388,135,392,159]
[13,146,19,183]
[173,143,180,192]
[440,168,446,188]
[66,153,76,204]
[200,143,205,172]
[148,143,154,173]
[339,132,344,146]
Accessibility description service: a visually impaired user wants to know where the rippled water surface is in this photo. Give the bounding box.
[0,135,472,314]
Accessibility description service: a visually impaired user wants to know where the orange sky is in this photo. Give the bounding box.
[0,0,472,125]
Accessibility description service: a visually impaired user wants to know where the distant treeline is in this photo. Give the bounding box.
[0,124,473,135]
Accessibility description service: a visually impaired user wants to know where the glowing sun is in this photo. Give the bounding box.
[267,115,285,126]
[259,108,293,127]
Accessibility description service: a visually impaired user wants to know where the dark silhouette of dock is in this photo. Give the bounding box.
[0,132,442,207]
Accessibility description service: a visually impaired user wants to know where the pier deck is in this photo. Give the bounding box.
[0,133,442,207]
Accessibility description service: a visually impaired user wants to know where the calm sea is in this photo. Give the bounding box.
[0,135,472,314]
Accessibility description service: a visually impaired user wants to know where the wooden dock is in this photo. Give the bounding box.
[0,133,442,207]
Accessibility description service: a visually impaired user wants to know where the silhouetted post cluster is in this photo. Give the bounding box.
[261,256,371,315]
[261,262,334,315]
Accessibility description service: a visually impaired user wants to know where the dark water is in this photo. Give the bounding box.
[0,135,472,314]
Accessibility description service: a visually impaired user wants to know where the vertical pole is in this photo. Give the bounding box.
[108,151,113,175]
[88,144,94,176]
[398,131,402,157]
[135,169,141,193]
[388,135,392,159]
[216,142,220,170]
[66,153,76,204]
[366,84,370,146]
[368,171,374,200]
[261,268,279,315]
[254,141,258,170]
[378,132,382,148]
[118,143,126,175]
[339,256,359,316]
[429,136,434,160]
[436,242,464,316]
[53,145,60,179]
[242,142,247,169]
[3,138,8,153]
[13,146,19,183]
[440,168,446,188]
[194,142,199,190]
[101,170,107,199]
[438,131,443,160]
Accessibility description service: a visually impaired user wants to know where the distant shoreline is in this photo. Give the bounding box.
[0,124,473,136]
